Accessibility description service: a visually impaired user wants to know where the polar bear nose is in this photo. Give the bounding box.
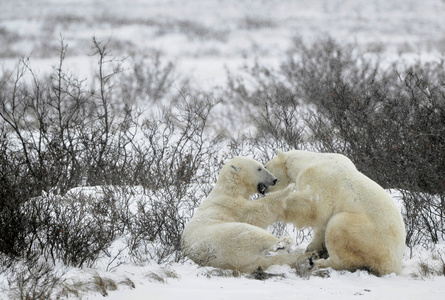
[272,178,277,185]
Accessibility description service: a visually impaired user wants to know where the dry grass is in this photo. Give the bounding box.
[196,267,241,279]
[412,248,445,278]
[145,267,180,283]
[59,272,134,298]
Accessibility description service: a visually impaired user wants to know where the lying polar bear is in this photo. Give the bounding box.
[181,156,303,273]
[266,150,406,276]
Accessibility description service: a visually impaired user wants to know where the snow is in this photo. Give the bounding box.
[63,257,445,300]
[1,0,445,299]
[2,0,444,89]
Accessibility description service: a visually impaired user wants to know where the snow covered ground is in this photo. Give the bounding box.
[1,0,445,89]
[1,0,445,299]
[64,257,445,300]
[128,266,442,300]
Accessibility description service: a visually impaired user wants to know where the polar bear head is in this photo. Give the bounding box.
[265,149,324,191]
[218,156,277,196]
[266,149,358,192]
[264,150,293,192]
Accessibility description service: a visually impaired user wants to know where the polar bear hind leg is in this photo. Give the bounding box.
[236,234,303,273]
[192,223,303,273]
[313,212,389,276]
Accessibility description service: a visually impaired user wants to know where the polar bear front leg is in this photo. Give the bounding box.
[306,227,328,259]
[264,183,296,201]
[243,183,296,228]
[283,190,320,228]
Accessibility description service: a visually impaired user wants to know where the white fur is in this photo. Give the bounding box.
[266,150,406,275]
[181,156,302,273]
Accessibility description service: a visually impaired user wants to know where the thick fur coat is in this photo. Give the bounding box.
[266,150,406,275]
[181,156,301,273]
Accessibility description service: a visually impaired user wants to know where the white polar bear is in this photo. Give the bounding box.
[265,150,406,276]
[181,156,304,273]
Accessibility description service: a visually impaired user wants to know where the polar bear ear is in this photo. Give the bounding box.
[276,149,284,156]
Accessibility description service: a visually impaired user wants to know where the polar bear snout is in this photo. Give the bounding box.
[257,173,277,195]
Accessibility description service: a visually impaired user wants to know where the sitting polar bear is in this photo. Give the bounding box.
[181,156,303,273]
[266,150,406,276]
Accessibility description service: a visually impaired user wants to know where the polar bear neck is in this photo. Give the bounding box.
[214,172,255,199]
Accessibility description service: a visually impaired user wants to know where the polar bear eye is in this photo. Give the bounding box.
[257,168,262,172]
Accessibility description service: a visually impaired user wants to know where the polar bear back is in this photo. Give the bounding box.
[295,154,401,226]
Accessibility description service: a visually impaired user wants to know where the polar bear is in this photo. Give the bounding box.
[265,150,406,276]
[181,156,304,273]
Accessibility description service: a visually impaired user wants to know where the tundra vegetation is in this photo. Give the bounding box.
[0,36,444,298]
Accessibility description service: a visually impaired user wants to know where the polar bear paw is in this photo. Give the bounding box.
[264,237,294,257]
[292,251,318,277]
[275,236,294,251]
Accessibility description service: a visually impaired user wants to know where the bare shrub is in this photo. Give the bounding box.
[117,50,188,105]
[126,94,222,263]
[22,187,122,267]
[282,37,445,195]
[0,35,224,273]
[16,95,222,267]
[0,37,137,195]
[226,61,306,162]
[6,259,63,300]
[401,191,445,248]
[0,37,141,260]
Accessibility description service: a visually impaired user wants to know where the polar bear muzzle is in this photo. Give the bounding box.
[258,178,277,195]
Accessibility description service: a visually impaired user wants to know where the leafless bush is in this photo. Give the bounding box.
[226,61,306,162]
[19,91,222,267]
[126,94,222,263]
[0,37,128,259]
[0,37,137,195]
[281,38,445,194]
[0,35,229,282]
[0,35,224,272]
[5,258,63,300]
[23,188,122,267]
[117,50,189,105]
[402,191,445,248]
[157,19,229,42]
